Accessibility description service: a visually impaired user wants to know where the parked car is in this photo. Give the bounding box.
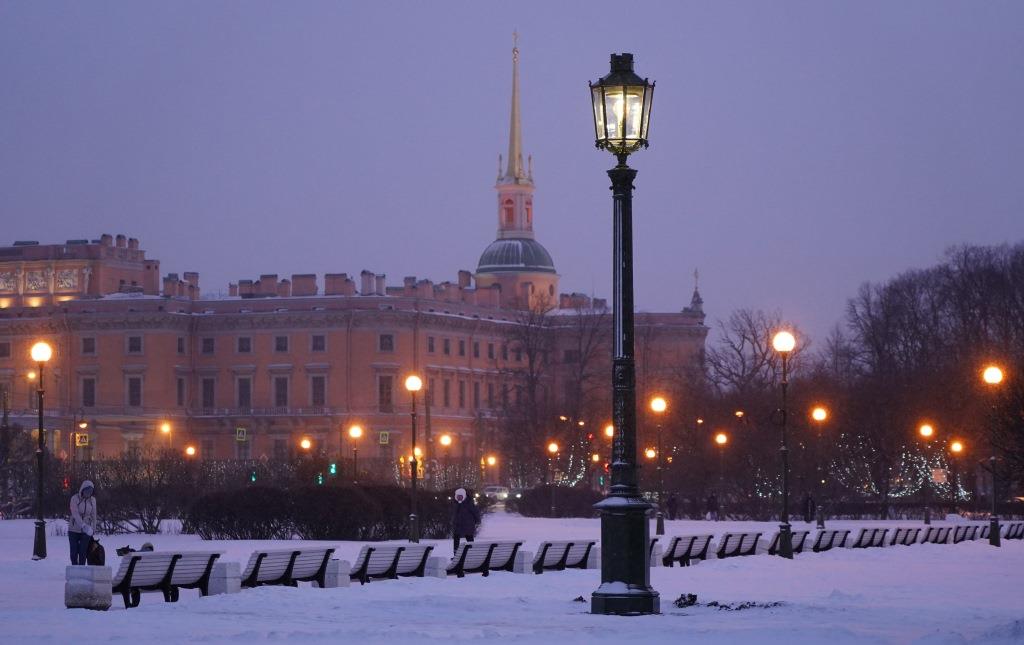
[483,485,510,501]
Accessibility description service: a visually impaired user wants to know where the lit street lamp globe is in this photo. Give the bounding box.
[650,397,667,414]
[772,331,796,354]
[300,438,312,451]
[486,455,497,467]
[714,432,728,446]
[185,446,196,457]
[439,433,452,447]
[160,422,171,434]
[348,425,363,439]
[982,365,1004,385]
[950,440,964,454]
[30,341,53,363]
[644,448,657,460]
[547,442,559,455]
[404,375,423,392]
[811,406,828,422]
[918,424,935,439]
[603,424,614,438]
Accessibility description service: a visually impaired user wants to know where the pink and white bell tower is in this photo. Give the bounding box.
[495,35,535,240]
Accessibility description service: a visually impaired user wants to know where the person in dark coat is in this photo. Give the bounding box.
[802,492,816,524]
[666,494,679,521]
[451,487,481,552]
[706,493,719,521]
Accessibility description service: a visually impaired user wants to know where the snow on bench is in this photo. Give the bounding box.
[889,527,923,546]
[849,527,888,548]
[532,540,596,574]
[921,526,952,544]
[715,532,762,559]
[1005,521,1024,540]
[760,529,810,555]
[240,547,335,589]
[348,544,434,584]
[447,540,522,578]
[661,535,713,567]
[111,550,221,609]
[951,525,980,544]
[812,529,850,552]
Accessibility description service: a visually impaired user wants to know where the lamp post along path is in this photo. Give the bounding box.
[30,341,53,561]
[772,331,796,560]
[982,365,1003,547]
[405,375,423,543]
[589,52,659,616]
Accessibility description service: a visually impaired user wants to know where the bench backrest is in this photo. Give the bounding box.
[1007,522,1024,539]
[449,540,522,575]
[813,529,850,552]
[533,540,594,568]
[290,548,333,578]
[397,545,434,573]
[890,527,922,546]
[952,525,978,543]
[717,532,761,558]
[922,526,951,544]
[852,527,888,548]
[665,535,713,562]
[169,552,221,586]
[112,553,177,587]
[762,530,810,555]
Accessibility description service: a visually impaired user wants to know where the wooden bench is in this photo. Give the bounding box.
[240,547,335,588]
[1005,521,1024,540]
[921,526,952,544]
[889,527,922,546]
[447,540,522,578]
[661,535,713,567]
[532,540,595,574]
[849,527,888,548]
[112,550,221,609]
[951,525,980,544]
[762,529,810,555]
[979,523,998,540]
[715,532,762,559]
[348,544,434,584]
[812,529,850,552]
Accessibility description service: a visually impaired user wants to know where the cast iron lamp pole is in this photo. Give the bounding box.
[810,406,828,529]
[348,425,363,485]
[405,375,423,542]
[918,424,935,524]
[949,440,964,514]
[30,341,53,561]
[650,397,667,535]
[982,365,1004,546]
[772,331,796,559]
[589,52,659,615]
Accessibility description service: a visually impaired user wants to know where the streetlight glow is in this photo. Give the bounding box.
[715,432,728,446]
[950,440,964,454]
[160,422,171,434]
[30,341,53,363]
[547,442,559,455]
[348,425,363,439]
[603,424,614,438]
[439,433,452,447]
[918,423,935,439]
[734,410,744,419]
[185,445,196,457]
[78,421,88,430]
[592,453,601,463]
[644,448,657,460]
[404,375,423,392]
[811,406,828,422]
[486,455,497,466]
[413,446,422,458]
[772,331,796,354]
[300,438,312,450]
[26,371,36,381]
[982,365,1004,385]
[649,396,667,413]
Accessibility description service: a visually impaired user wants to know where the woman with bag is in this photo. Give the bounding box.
[68,480,97,565]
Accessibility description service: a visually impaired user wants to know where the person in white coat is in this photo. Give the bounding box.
[68,480,97,565]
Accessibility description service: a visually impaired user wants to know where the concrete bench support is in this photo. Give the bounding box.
[424,556,448,579]
[314,559,351,588]
[65,565,112,611]
[208,561,241,595]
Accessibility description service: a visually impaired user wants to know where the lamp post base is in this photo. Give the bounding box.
[989,516,1001,547]
[32,519,47,560]
[655,510,665,536]
[777,522,793,559]
[815,509,825,530]
[591,494,659,615]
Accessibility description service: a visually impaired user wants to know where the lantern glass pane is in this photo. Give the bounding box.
[591,86,606,141]
[641,85,654,140]
[601,85,646,151]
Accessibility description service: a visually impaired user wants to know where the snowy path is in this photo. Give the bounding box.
[1,515,1022,644]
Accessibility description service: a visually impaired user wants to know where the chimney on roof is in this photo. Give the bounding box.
[229,283,238,297]
[375,274,386,296]
[100,234,113,246]
[115,234,127,248]
[360,270,374,295]
[258,274,277,296]
[458,270,472,289]
[183,272,199,290]
[128,237,139,250]
[291,274,317,297]
[238,279,254,298]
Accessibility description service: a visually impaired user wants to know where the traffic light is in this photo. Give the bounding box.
[328,462,337,476]
[316,472,324,485]
[598,475,605,486]
[249,470,257,483]
[62,476,70,491]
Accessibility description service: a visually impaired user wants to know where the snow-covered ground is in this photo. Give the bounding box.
[1,514,1022,644]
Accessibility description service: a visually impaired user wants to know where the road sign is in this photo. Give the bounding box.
[235,427,247,442]
[75,433,90,447]
[379,431,389,445]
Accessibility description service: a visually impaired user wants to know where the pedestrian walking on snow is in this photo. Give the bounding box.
[68,480,97,565]
[451,487,480,552]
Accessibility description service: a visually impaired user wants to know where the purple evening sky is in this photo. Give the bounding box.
[1,1,1022,345]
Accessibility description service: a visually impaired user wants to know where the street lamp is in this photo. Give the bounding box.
[772,330,796,559]
[405,374,423,543]
[300,437,313,451]
[649,396,667,535]
[917,423,936,525]
[29,341,52,560]
[160,421,172,450]
[949,439,964,514]
[714,432,728,520]
[348,425,363,484]
[810,406,829,529]
[981,364,1004,546]
[588,51,658,616]
[185,445,197,457]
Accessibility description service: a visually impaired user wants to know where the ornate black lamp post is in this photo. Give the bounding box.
[649,396,667,535]
[404,375,423,542]
[810,406,828,529]
[30,340,53,561]
[771,331,796,559]
[918,423,936,525]
[981,365,1004,547]
[348,425,363,485]
[588,52,659,616]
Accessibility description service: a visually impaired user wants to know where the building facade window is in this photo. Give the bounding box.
[237,337,252,353]
[177,337,186,355]
[311,375,326,407]
[378,375,393,412]
[502,344,509,361]
[275,336,289,352]
[201,378,215,409]
[443,338,451,355]
[473,381,480,409]
[514,347,522,362]
[473,342,480,359]
[379,334,394,352]
[82,377,96,408]
[273,376,289,408]
[458,340,466,357]
[487,343,495,359]
[80,338,95,356]
[458,380,465,408]
[487,383,494,408]
[237,377,252,409]
[0,341,9,359]
[201,338,215,355]
[311,334,326,352]
[427,336,435,353]
[127,336,143,354]
[126,376,143,407]
[443,379,451,407]
[428,378,436,406]
[176,377,186,407]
